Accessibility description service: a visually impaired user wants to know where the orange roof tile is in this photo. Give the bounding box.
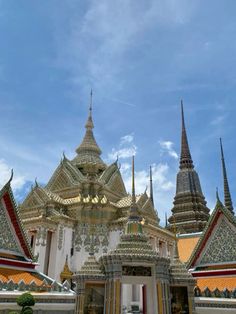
[0,267,43,285]
[178,236,200,263]
[197,276,236,290]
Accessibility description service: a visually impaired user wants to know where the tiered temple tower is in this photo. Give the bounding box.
[220,138,234,215]
[168,102,210,233]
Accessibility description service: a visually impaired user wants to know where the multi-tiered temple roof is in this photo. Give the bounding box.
[168,102,210,233]
[20,95,160,262]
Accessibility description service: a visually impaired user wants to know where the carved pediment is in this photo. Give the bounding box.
[21,189,46,208]
[200,218,236,265]
[47,160,84,192]
[48,171,74,192]
[0,202,22,254]
[106,171,127,196]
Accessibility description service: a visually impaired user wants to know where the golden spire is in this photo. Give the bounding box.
[74,91,105,170]
[85,88,94,130]
[125,156,143,234]
[60,255,72,282]
[130,155,138,217]
[128,156,140,221]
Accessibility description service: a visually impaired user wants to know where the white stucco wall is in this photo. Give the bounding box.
[108,229,121,250]
[48,225,73,282]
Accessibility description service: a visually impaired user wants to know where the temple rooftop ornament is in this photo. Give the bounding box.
[72,90,106,173]
[60,255,73,283]
[168,100,210,234]
[220,138,234,214]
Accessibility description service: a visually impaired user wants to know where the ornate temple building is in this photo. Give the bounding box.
[19,95,175,288]
[16,95,236,313]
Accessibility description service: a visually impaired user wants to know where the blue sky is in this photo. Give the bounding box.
[1,1,236,224]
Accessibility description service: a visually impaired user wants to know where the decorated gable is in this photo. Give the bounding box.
[0,180,33,260]
[21,188,47,208]
[106,173,127,197]
[200,216,236,265]
[189,199,236,269]
[0,200,22,254]
[46,160,83,192]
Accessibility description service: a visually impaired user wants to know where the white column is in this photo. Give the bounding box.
[34,227,47,273]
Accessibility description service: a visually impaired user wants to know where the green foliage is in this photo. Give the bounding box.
[16,292,35,310]
[22,307,33,314]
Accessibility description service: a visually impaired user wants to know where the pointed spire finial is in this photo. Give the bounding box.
[180,100,193,170]
[165,212,168,228]
[85,90,94,130]
[131,155,136,206]
[216,187,219,201]
[75,91,105,168]
[6,169,14,186]
[89,88,93,114]
[150,165,154,207]
[62,151,67,161]
[115,154,119,164]
[35,178,38,188]
[128,155,140,220]
[9,169,14,182]
[220,138,234,214]
[125,156,143,234]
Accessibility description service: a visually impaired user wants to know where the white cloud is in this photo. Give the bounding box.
[108,146,137,161]
[122,162,174,194]
[53,1,197,91]
[120,160,175,225]
[107,135,177,225]
[120,133,134,145]
[159,140,178,159]
[107,133,137,161]
[0,159,26,191]
[210,114,226,126]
